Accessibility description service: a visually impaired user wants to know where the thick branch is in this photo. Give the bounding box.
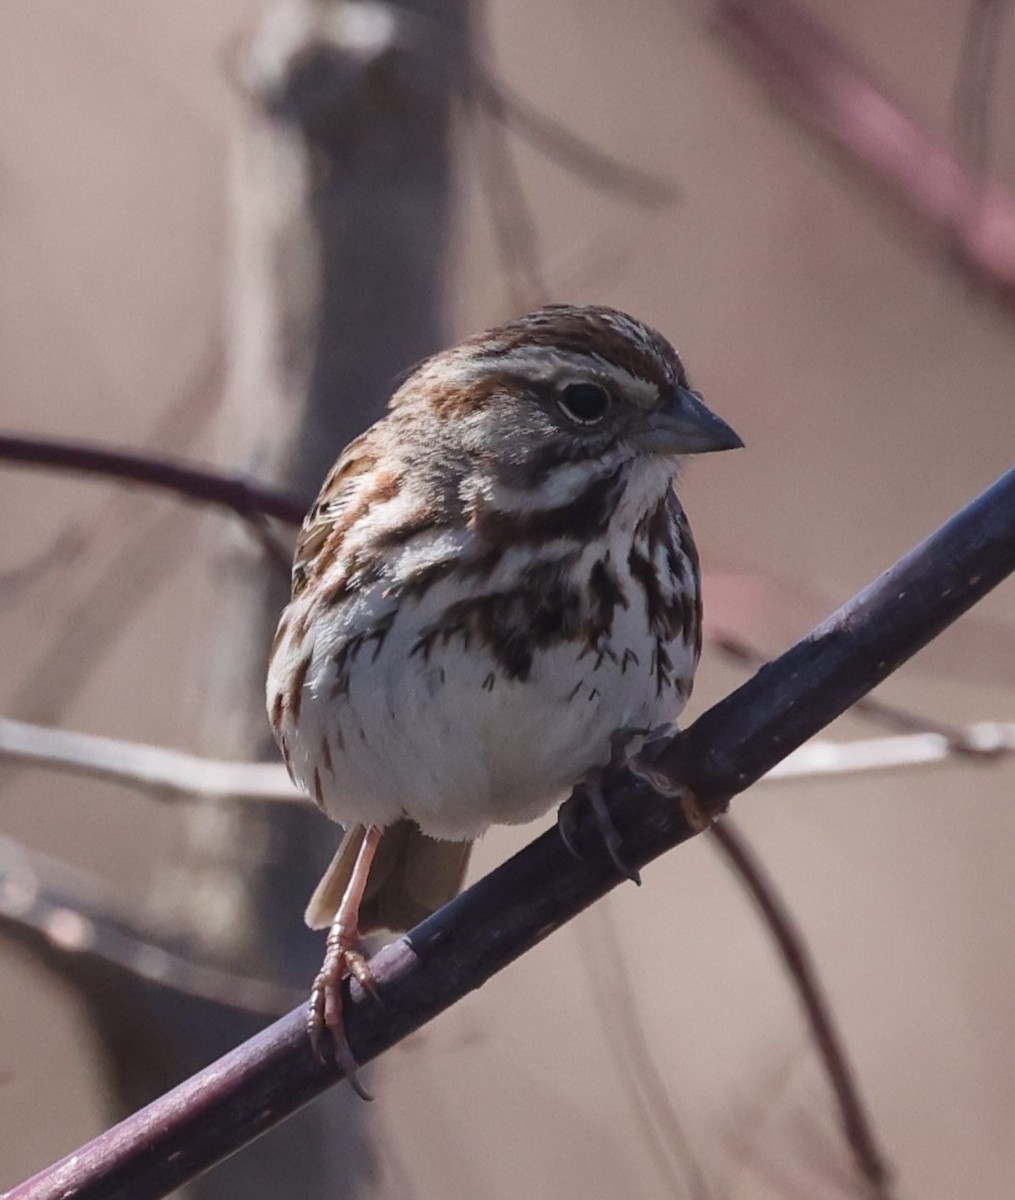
[8,466,1014,1200]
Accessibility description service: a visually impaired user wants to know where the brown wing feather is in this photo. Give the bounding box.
[290,431,381,598]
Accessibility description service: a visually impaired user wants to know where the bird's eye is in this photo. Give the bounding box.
[557,382,612,426]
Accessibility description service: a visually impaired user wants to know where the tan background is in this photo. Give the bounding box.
[2,1,1014,1197]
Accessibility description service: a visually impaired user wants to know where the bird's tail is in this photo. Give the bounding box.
[305,818,473,934]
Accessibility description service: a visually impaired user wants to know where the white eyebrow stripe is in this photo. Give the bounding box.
[455,347,662,410]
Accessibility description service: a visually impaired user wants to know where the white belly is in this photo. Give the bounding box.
[275,539,695,839]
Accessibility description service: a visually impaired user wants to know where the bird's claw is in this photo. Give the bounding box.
[559,725,673,883]
[308,939,378,1102]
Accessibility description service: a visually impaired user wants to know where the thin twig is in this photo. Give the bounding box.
[708,821,894,1199]
[464,73,550,312]
[469,60,679,209]
[0,525,89,607]
[767,725,1015,779]
[577,903,716,1200]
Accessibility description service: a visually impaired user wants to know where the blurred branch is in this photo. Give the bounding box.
[0,433,307,525]
[709,821,893,1199]
[0,717,299,805]
[706,0,1015,295]
[953,0,1011,178]
[0,836,299,1017]
[0,526,88,608]
[706,567,1015,689]
[468,59,680,209]
[5,713,1012,809]
[578,903,714,1200]
[716,633,1015,756]
[8,467,1014,1200]
[464,72,550,312]
[768,724,1015,779]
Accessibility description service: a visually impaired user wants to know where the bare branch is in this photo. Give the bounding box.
[706,0,1015,296]
[7,467,1014,1200]
[0,433,307,526]
[709,821,894,1199]
[0,717,300,804]
[464,77,550,312]
[0,837,300,1017]
[769,724,1015,780]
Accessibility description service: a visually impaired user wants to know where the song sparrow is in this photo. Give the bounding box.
[266,304,741,1087]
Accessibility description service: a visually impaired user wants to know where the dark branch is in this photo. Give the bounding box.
[8,465,1014,1200]
[0,433,308,526]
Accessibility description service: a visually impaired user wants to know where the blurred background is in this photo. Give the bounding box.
[2,1,1014,1197]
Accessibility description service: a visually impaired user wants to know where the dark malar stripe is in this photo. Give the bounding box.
[474,464,626,546]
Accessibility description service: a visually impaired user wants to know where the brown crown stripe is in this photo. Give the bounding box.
[461,305,688,394]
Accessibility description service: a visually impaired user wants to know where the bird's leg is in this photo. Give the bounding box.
[558,724,673,884]
[309,823,383,1100]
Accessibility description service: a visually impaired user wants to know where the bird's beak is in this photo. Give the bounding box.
[637,385,744,456]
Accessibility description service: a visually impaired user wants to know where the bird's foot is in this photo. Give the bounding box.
[308,920,379,1101]
[558,724,673,883]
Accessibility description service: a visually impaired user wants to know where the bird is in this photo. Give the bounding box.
[266,303,742,1087]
